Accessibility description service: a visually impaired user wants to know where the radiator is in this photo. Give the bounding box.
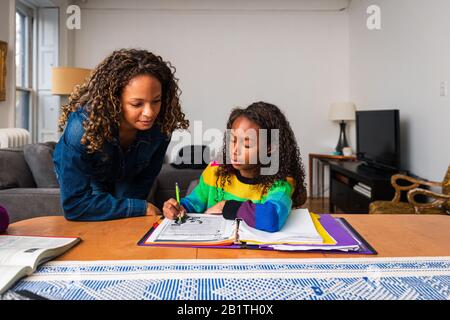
[0,128,31,148]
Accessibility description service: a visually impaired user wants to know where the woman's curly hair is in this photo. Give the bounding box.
[216,102,307,207]
[58,48,189,153]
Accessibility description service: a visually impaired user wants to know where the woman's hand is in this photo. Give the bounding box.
[204,201,226,215]
[163,198,187,220]
[146,202,162,216]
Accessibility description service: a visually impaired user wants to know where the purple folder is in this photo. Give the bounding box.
[137,214,377,255]
[258,214,376,254]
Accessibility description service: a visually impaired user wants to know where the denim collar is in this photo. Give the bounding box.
[110,124,167,147]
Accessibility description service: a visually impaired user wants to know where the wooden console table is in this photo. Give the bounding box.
[308,153,356,198]
[329,161,397,214]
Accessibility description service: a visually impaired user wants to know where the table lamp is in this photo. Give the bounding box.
[50,67,91,141]
[51,67,92,97]
[329,102,356,155]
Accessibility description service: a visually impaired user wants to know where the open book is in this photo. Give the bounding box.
[0,235,80,294]
[144,209,330,246]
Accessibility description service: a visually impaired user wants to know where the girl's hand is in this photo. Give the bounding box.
[146,202,162,216]
[163,198,187,220]
[204,201,226,215]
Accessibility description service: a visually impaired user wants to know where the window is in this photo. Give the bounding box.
[15,3,34,130]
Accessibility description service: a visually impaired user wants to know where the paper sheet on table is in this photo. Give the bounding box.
[148,214,235,242]
[264,213,359,251]
[145,209,337,246]
[238,208,327,245]
[267,244,360,251]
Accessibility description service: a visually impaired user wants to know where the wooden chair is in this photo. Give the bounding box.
[369,165,450,214]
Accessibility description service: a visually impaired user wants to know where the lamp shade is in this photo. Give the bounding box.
[329,102,356,121]
[51,67,92,95]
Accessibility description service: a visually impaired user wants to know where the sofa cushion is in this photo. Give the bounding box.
[0,148,36,189]
[0,188,62,223]
[23,143,59,188]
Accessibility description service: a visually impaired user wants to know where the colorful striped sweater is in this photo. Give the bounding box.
[180,163,295,232]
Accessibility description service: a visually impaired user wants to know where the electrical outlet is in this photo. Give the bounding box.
[440,81,448,97]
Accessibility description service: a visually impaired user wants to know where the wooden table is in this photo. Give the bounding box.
[5,214,450,260]
[308,153,356,198]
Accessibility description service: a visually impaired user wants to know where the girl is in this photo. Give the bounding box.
[53,49,189,221]
[163,102,307,232]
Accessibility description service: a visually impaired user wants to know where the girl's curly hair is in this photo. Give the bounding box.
[58,48,189,153]
[216,102,307,207]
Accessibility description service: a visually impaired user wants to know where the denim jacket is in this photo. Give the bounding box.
[53,109,170,221]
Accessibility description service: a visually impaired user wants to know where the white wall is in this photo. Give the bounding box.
[53,0,75,66]
[0,0,16,128]
[349,0,450,181]
[72,0,351,181]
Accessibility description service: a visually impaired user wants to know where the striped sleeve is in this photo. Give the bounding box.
[223,180,294,232]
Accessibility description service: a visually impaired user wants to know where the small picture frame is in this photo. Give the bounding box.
[0,41,7,101]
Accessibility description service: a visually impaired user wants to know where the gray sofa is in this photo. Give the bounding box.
[0,143,202,223]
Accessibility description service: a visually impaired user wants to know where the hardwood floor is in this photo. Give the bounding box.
[301,197,346,214]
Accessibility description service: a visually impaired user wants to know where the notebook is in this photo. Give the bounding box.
[139,211,376,254]
[143,209,326,246]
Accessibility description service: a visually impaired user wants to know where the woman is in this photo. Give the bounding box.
[53,49,189,221]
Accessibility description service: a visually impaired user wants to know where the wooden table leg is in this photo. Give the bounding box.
[317,159,321,198]
[309,154,313,198]
[316,158,320,199]
[329,166,334,213]
[321,161,325,203]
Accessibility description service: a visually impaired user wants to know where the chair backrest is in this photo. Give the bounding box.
[443,165,450,211]
[171,145,211,169]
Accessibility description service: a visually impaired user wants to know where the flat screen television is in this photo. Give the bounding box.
[356,110,400,171]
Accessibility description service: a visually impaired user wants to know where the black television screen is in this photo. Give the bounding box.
[356,110,400,170]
